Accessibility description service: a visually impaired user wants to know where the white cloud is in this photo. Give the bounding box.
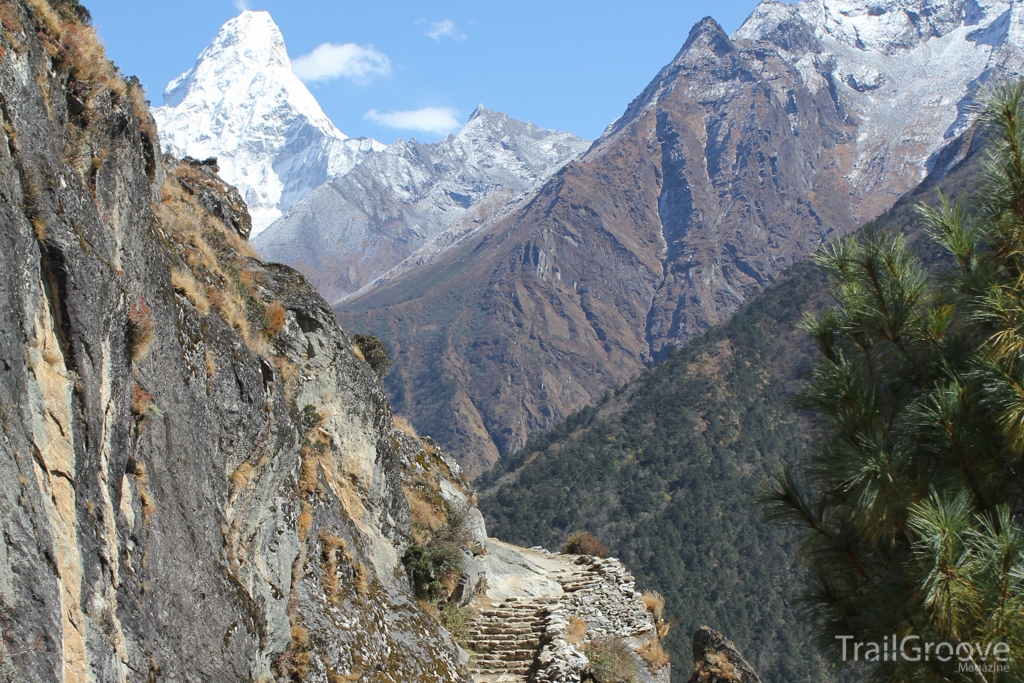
[292,43,391,84]
[365,107,460,134]
[234,0,250,10]
[427,19,464,41]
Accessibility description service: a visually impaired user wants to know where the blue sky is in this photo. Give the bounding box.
[84,0,774,144]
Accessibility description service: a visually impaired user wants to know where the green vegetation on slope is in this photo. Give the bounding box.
[477,140,985,682]
[766,88,1024,682]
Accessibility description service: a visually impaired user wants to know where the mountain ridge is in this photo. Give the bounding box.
[335,0,1022,475]
[254,105,590,302]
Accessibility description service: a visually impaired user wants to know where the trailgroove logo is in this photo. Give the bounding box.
[836,635,1011,670]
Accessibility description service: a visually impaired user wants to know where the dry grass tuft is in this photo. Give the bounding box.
[281,620,312,682]
[696,651,738,682]
[156,171,277,359]
[353,560,369,596]
[25,0,62,37]
[31,216,47,241]
[171,268,209,315]
[298,449,320,497]
[130,382,153,416]
[125,79,156,138]
[319,531,347,605]
[642,591,664,622]
[297,502,313,541]
[127,296,156,362]
[393,415,418,438]
[134,460,156,524]
[229,461,253,491]
[404,486,445,545]
[266,301,286,337]
[586,637,639,682]
[638,639,670,671]
[565,616,585,646]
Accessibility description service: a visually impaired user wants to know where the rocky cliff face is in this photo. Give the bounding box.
[254,106,589,303]
[153,11,385,234]
[336,0,1023,474]
[0,3,465,681]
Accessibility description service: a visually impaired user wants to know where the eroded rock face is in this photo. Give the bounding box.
[0,3,465,681]
[685,628,760,683]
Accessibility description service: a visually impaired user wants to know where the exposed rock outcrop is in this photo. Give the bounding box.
[685,628,760,683]
[0,2,465,681]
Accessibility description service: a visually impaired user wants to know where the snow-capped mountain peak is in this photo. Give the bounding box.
[154,11,383,234]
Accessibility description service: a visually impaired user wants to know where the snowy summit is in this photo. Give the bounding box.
[153,11,384,234]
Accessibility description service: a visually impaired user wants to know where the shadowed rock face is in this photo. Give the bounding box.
[0,3,466,681]
[686,628,761,683]
[336,0,1021,475]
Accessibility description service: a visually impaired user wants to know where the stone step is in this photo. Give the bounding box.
[469,648,537,660]
[468,634,539,645]
[469,662,533,673]
[473,626,544,634]
[468,639,539,648]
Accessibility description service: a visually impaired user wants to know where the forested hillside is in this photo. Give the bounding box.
[477,140,984,682]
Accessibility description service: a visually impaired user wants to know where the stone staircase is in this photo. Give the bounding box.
[465,597,554,682]
[463,542,660,682]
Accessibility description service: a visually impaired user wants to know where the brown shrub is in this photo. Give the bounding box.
[563,531,608,558]
[638,639,670,671]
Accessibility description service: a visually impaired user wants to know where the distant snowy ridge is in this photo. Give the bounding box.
[153,11,384,234]
[254,105,590,302]
[733,0,1024,218]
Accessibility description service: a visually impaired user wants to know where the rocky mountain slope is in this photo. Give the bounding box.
[337,0,1022,474]
[153,11,384,234]
[254,106,589,302]
[0,3,465,680]
[476,138,985,681]
[0,3,672,682]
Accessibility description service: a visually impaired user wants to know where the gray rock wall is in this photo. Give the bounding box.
[0,3,466,682]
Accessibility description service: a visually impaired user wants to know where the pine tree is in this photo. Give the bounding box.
[763,83,1024,682]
